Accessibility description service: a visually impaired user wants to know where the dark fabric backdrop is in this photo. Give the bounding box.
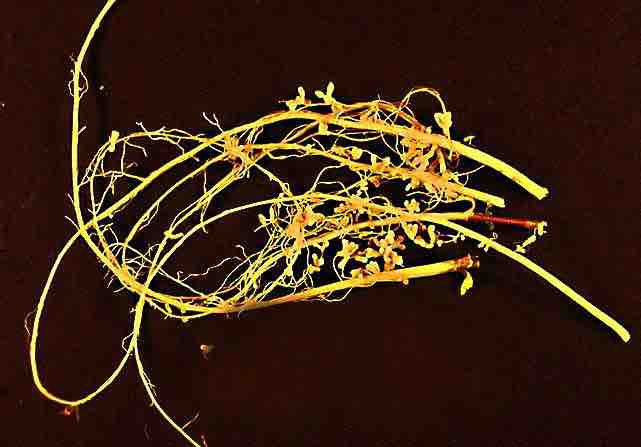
[2,1,640,446]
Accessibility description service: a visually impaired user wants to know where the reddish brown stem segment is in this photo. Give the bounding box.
[467,213,541,230]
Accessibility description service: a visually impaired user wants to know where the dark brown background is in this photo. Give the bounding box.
[2,1,640,446]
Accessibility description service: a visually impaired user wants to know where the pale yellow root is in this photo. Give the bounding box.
[239,255,478,312]
[424,216,630,342]
[29,231,136,407]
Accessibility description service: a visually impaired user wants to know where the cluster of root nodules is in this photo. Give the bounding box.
[79,83,546,321]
